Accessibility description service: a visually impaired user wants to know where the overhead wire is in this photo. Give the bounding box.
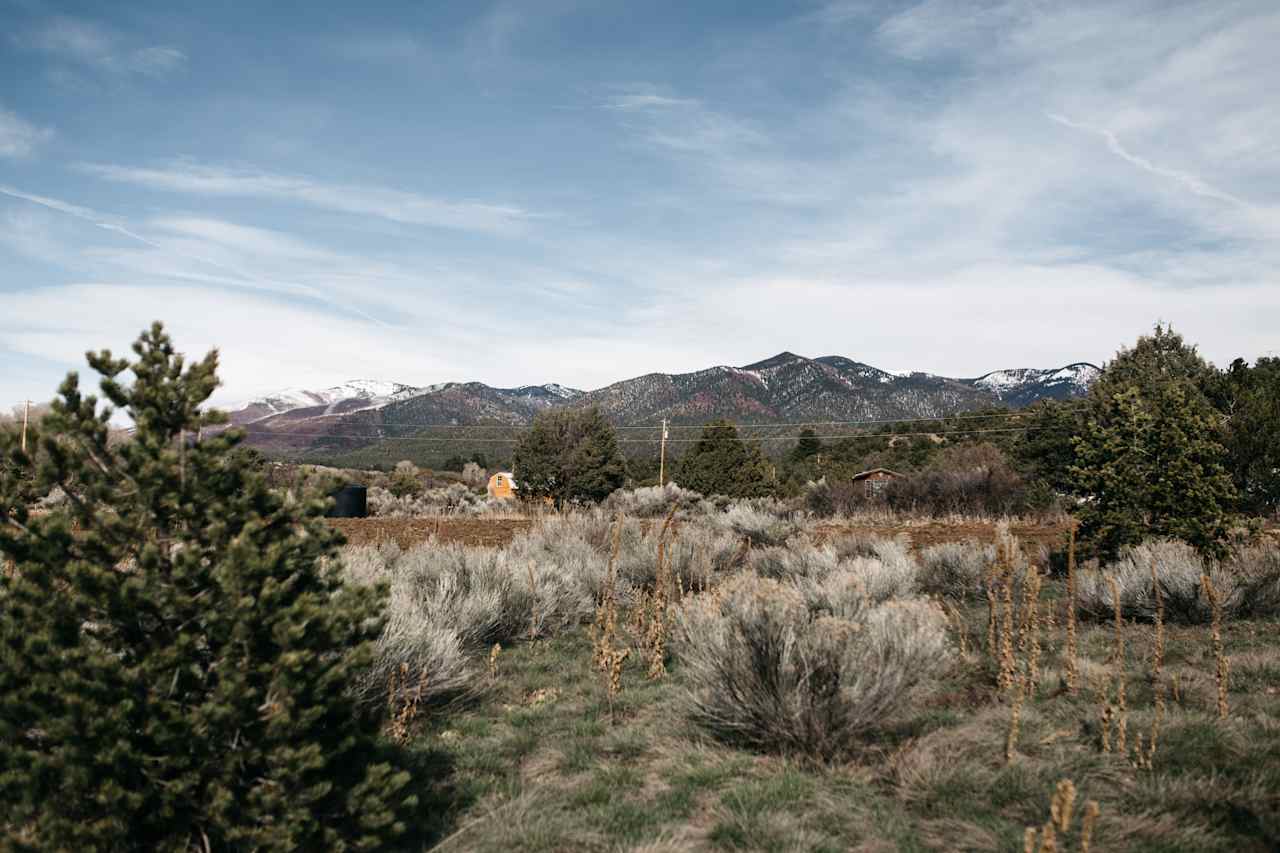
[233,403,1090,432]
[225,424,1073,444]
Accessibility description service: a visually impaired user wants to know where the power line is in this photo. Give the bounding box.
[228,425,1071,444]
[231,403,1090,432]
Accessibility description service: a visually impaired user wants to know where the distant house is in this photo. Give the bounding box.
[851,468,901,498]
[488,472,518,500]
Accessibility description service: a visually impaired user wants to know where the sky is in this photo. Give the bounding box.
[2,0,1278,409]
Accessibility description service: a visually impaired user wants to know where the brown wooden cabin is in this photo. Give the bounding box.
[851,468,901,498]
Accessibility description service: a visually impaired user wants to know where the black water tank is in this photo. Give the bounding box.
[327,484,368,518]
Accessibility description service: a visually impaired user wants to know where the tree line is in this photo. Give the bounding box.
[511,324,1279,560]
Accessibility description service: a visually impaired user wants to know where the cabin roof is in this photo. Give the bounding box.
[850,468,902,481]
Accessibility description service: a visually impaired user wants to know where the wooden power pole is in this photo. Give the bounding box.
[20,400,31,453]
[659,419,669,487]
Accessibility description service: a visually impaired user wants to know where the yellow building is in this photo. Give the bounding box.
[487,471,518,500]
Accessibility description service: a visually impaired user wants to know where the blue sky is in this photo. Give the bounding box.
[2,0,1278,408]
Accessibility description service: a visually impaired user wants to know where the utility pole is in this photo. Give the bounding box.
[20,400,31,453]
[659,419,669,487]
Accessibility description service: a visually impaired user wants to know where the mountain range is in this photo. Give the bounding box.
[224,353,1099,458]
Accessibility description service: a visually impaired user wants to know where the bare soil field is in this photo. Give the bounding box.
[814,518,1078,551]
[327,516,536,548]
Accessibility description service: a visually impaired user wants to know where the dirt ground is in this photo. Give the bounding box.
[327,516,535,548]
[813,518,1078,551]
[327,515,1078,551]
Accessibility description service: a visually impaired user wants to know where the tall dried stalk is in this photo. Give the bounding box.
[1065,524,1079,694]
[526,562,539,641]
[1138,555,1166,769]
[1107,575,1128,754]
[1051,779,1076,834]
[985,561,1000,658]
[1006,668,1027,764]
[488,643,501,681]
[1025,779,1098,853]
[1022,564,1043,691]
[606,647,629,723]
[1080,801,1100,853]
[945,601,970,656]
[387,663,426,744]
[645,507,678,680]
[1201,573,1229,719]
[590,517,630,723]
[998,542,1018,692]
[592,516,624,673]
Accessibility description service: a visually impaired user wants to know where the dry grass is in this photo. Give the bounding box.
[330,512,1280,851]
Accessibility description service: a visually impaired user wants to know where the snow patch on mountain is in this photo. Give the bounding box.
[237,380,427,420]
[971,363,1100,401]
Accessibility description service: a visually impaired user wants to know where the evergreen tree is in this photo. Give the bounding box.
[675,420,773,498]
[1216,357,1280,515]
[1016,399,1084,493]
[789,428,822,464]
[1071,325,1236,558]
[512,407,625,506]
[0,324,416,850]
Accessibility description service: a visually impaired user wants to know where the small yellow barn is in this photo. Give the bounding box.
[487,471,518,500]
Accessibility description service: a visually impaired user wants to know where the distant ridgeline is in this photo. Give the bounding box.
[220,352,1098,469]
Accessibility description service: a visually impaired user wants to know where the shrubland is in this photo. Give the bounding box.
[321,499,1280,850]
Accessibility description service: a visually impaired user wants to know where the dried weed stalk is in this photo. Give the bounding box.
[1024,779,1100,853]
[387,663,426,744]
[1065,524,1079,693]
[1202,573,1229,719]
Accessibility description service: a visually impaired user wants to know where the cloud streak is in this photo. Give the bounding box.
[0,107,53,158]
[76,161,543,236]
[22,16,186,77]
[0,185,393,325]
[1047,112,1254,209]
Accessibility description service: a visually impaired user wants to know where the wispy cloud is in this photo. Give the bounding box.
[76,161,543,235]
[603,93,699,111]
[874,0,1023,61]
[0,184,157,244]
[600,87,828,205]
[22,16,186,77]
[1047,112,1254,209]
[0,185,396,324]
[0,107,53,158]
[328,33,429,64]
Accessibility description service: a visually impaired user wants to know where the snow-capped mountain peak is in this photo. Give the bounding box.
[969,363,1100,406]
[231,380,427,422]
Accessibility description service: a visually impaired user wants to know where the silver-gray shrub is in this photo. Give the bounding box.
[339,545,478,705]
[674,573,948,757]
[339,540,595,703]
[507,517,614,602]
[392,543,594,643]
[745,538,918,605]
[747,542,841,580]
[602,483,711,518]
[367,483,510,518]
[917,541,995,600]
[656,523,747,590]
[1231,542,1280,618]
[715,503,798,546]
[1076,539,1254,624]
